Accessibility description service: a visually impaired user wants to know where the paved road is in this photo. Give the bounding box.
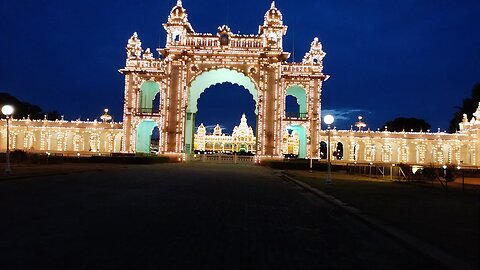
[0,164,443,269]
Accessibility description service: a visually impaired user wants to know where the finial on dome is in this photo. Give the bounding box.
[177,0,182,7]
[271,1,275,8]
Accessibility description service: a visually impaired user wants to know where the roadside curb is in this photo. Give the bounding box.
[281,172,475,270]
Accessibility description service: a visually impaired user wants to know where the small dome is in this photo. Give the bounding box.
[264,2,283,26]
[169,0,188,23]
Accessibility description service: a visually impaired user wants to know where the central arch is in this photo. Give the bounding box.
[184,68,259,153]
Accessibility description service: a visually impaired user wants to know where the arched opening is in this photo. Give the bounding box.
[139,81,160,113]
[374,142,383,162]
[151,126,160,154]
[390,142,400,163]
[136,120,159,154]
[285,96,299,114]
[320,141,327,159]
[194,83,257,155]
[185,68,258,154]
[353,143,359,161]
[172,30,182,42]
[285,85,307,118]
[282,129,300,158]
[335,142,344,160]
[284,125,307,158]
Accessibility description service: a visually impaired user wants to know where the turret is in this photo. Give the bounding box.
[163,0,194,47]
[126,32,143,60]
[259,1,288,50]
[197,123,206,136]
[303,37,326,65]
[213,124,223,136]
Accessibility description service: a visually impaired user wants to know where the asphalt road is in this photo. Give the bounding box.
[0,163,444,269]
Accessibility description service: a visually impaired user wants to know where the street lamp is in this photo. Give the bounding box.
[2,105,14,174]
[324,114,334,184]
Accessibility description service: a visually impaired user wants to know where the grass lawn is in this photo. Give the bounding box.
[287,170,479,266]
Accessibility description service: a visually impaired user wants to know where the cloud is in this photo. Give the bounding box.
[322,108,372,128]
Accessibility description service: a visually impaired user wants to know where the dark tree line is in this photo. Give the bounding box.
[381,83,479,133]
[448,84,480,133]
[0,93,60,120]
[383,117,431,132]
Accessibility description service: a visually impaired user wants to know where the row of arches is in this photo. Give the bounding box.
[0,129,122,154]
[318,139,475,165]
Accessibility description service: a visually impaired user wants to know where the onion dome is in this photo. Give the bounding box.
[100,109,112,123]
[168,0,188,23]
[264,1,283,26]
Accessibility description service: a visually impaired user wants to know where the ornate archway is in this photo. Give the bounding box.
[120,1,328,158]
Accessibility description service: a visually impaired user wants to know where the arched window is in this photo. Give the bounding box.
[172,31,182,42]
[336,142,344,160]
[285,85,307,119]
[320,141,327,159]
[139,81,160,114]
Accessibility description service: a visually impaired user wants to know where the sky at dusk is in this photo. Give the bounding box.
[1,0,479,133]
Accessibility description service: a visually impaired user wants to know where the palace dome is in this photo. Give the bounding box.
[264,1,283,26]
[169,0,188,23]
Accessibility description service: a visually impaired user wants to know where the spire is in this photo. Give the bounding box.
[271,1,275,8]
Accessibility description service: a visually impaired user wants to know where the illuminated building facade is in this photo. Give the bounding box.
[319,115,477,166]
[120,1,327,159]
[0,112,122,155]
[1,1,478,167]
[194,114,256,153]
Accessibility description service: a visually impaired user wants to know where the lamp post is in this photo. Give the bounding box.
[2,105,14,174]
[324,114,334,184]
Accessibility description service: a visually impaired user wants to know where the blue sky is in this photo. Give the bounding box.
[1,0,479,132]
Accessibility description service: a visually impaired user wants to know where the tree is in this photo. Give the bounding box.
[383,117,431,132]
[46,110,61,121]
[0,93,60,120]
[448,84,480,133]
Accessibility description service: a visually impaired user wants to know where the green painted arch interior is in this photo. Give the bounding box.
[287,125,307,159]
[187,68,258,114]
[136,120,158,153]
[140,81,160,109]
[286,85,307,114]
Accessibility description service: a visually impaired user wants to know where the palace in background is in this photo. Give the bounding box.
[0,0,479,167]
[194,114,256,154]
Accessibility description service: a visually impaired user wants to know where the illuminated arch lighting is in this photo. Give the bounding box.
[187,68,258,114]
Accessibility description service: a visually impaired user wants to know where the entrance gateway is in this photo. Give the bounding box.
[120,1,328,159]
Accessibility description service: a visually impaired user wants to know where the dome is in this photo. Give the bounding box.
[264,1,283,26]
[168,0,188,23]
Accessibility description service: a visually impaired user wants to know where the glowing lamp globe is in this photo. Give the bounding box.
[324,114,334,125]
[1,105,14,116]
